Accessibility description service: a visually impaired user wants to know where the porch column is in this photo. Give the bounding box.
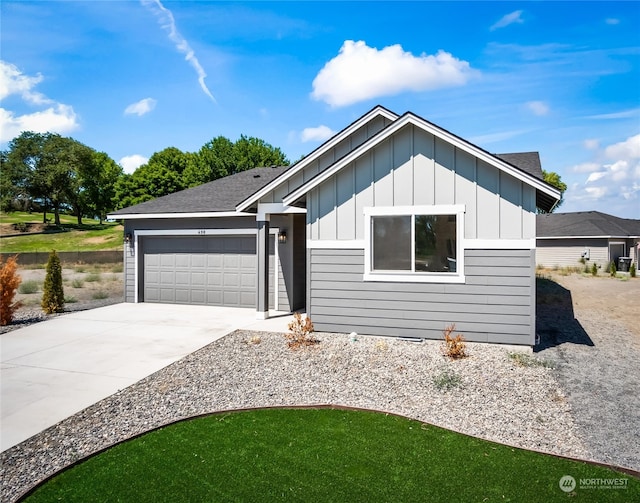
[256,217,270,319]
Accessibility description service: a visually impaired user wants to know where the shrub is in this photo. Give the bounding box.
[609,261,617,277]
[441,324,467,359]
[92,290,109,300]
[18,280,39,294]
[432,367,463,391]
[285,312,317,350]
[630,263,636,278]
[0,255,22,325]
[65,296,78,303]
[111,263,124,273]
[85,272,101,282]
[508,352,556,369]
[42,250,65,313]
[591,263,598,276]
[71,278,84,288]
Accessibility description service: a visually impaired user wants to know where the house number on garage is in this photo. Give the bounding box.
[197,230,206,235]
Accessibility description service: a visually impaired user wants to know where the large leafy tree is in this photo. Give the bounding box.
[541,169,567,213]
[81,151,123,224]
[233,135,288,172]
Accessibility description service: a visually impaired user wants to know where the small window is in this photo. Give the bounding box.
[365,206,465,283]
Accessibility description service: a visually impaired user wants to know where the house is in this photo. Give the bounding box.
[109,106,561,346]
[537,211,640,271]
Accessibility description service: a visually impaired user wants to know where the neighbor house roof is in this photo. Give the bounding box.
[282,111,561,212]
[109,166,289,218]
[537,211,640,238]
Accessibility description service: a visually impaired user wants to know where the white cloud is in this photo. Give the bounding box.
[0,61,79,142]
[141,0,216,103]
[583,138,600,150]
[525,100,549,116]
[124,97,157,116]
[566,134,640,216]
[300,125,335,142]
[585,108,640,120]
[311,40,476,107]
[119,154,149,174]
[605,18,620,25]
[490,10,524,31]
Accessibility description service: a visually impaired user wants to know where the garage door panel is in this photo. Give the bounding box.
[144,235,273,309]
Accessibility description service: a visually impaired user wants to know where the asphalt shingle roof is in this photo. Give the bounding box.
[537,211,640,238]
[110,166,289,215]
[495,152,544,180]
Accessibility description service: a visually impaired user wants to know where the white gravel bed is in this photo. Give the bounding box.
[1,330,591,502]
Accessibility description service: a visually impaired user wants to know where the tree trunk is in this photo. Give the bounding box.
[76,213,82,225]
[53,205,61,226]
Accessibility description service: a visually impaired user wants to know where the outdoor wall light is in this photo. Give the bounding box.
[278,230,287,244]
[124,233,132,244]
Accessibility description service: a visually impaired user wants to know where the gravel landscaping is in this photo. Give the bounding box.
[1,272,638,502]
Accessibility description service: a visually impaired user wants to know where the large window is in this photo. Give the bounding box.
[365,206,464,283]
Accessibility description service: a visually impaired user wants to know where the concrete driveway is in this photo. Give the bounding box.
[0,303,293,452]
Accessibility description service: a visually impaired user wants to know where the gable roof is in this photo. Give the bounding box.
[236,105,398,212]
[282,111,561,212]
[495,152,544,180]
[537,211,640,238]
[109,166,289,218]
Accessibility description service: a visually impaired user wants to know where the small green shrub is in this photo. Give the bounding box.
[18,280,39,294]
[42,250,64,314]
[591,263,598,276]
[111,263,124,273]
[609,261,617,277]
[65,296,78,303]
[71,278,84,288]
[630,263,636,278]
[92,290,109,300]
[85,272,101,282]
[432,367,463,391]
[508,352,556,369]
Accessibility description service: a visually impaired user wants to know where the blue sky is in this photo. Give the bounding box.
[1,1,639,218]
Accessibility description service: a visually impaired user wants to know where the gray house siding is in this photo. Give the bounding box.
[308,248,534,345]
[307,124,537,242]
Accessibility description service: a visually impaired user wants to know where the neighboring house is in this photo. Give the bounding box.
[109,106,560,346]
[537,211,640,270]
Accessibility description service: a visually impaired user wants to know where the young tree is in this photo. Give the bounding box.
[42,251,65,314]
[0,255,22,326]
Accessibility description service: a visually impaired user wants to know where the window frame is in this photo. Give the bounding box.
[363,205,466,284]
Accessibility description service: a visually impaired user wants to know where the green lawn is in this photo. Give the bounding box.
[23,408,638,503]
[0,211,123,252]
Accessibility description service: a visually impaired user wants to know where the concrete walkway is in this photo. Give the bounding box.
[0,303,294,452]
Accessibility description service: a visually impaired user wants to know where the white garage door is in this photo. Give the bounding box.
[143,235,274,308]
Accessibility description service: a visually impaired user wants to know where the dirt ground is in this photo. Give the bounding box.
[537,269,639,343]
[13,264,124,313]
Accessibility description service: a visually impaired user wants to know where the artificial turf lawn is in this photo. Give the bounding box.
[24,408,638,503]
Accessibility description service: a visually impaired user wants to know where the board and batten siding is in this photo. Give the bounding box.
[258,115,394,205]
[309,248,535,345]
[307,124,537,241]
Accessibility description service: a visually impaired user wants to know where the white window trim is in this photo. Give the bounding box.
[363,205,466,284]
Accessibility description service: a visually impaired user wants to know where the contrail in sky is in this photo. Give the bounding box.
[141,0,216,103]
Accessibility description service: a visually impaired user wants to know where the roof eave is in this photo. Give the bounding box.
[236,105,399,212]
[107,211,256,220]
[284,112,562,206]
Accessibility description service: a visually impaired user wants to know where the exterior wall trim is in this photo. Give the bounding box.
[307,240,365,249]
[466,239,536,249]
[109,211,255,219]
